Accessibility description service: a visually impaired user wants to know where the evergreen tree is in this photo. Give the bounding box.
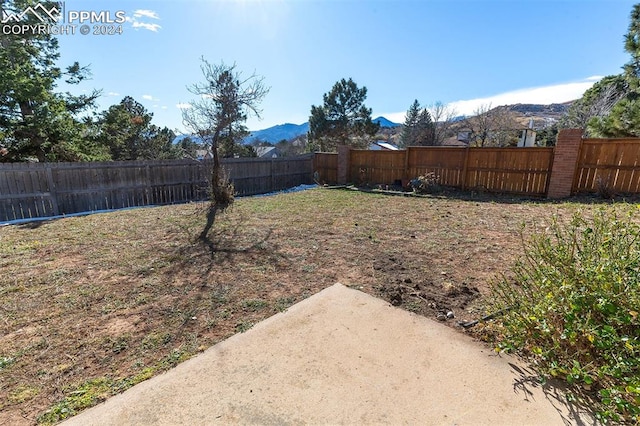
[94,97,181,160]
[307,78,379,152]
[416,108,437,146]
[400,100,421,147]
[0,0,101,162]
[401,100,436,146]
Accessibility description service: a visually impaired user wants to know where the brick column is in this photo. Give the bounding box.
[547,129,583,199]
[337,145,350,185]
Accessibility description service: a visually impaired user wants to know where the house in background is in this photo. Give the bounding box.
[369,141,399,151]
[194,149,213,160]
[256,146,280,158]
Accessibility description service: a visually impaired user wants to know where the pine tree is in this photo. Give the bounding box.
[401,100,436,146]
[0,0,101,161]
[416,108,436,146]
[400,100,421,147]
[307,78,379,152]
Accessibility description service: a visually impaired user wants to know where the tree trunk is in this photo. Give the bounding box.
[199,129,223,242]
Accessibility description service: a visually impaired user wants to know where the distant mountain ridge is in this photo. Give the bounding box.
[175,103,572,145]
[502,102,571,117]
[244,116,400,144]
[372,116,401,128]
[244,122,309,144]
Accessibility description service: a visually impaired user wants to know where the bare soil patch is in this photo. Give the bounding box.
[0,187,629,424]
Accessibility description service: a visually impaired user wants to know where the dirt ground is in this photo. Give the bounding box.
[0,187,632,424]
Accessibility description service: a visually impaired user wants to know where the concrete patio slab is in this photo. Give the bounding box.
[63,283,592,425]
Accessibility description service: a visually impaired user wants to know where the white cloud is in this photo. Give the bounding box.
[161,106,168,110]
[107,91,120,97]
[131,21,161,32]
[448,77,602,117]
[142,94,158,101]
[133,9,160,20]
[176,103,191,110]
[126,10,161,32]
[381,77,603,122]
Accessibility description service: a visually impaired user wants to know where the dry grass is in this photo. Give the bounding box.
[0,187,631,424]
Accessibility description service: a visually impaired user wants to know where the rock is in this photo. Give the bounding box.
[446,311,455,319]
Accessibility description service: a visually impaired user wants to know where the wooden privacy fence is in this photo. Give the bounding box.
[315,131,640,198]
[574,138,640,194]
[0,154,313,222]
[313,153,338,184]
[343,146,554,196]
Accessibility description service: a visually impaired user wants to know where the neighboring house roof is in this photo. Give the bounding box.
[369,141,399,151]
[194,149,213,160]
[443,137,468,147]
[256,146,279,158]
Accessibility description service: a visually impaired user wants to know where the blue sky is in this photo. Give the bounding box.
[48,0,638,132]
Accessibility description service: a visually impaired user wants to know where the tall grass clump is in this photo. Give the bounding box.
[489,208,640,423]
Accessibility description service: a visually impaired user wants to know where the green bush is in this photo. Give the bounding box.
[489,208,640,423]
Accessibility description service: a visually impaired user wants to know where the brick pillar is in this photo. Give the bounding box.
[547,129,583,199]
[337,145,350,185]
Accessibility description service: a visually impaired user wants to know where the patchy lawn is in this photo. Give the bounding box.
[0,187,631,424]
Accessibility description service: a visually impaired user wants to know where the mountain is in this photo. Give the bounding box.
[244,122,309,144]
[243,116,400,144]
[504,102,572,116]
[372,116,401,128]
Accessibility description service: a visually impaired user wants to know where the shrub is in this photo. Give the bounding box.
[409,172,441,194]
[488,208,640,423]
[596,175,616,199]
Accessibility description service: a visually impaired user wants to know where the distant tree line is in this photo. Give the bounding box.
[0,0,253,163]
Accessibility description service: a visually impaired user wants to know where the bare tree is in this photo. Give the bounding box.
[468,103,493,147]
[562,76,629,131]
[429,101,458,145]
[182,59,269,242]
[464,103,520,147]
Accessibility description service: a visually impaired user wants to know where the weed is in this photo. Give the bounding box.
[235,321,254,333]
[410,172,442,194]
[275,296,296,312]
[242,299,268,312]
[489,208,640,423]
[404,300,422,313]
[8,385,39,403]
[141,332,172,351]
[596,175,616,199]
[37,378,113,424]
[301,263,316,273]
[104,335,130,354]
[0,356,15,370]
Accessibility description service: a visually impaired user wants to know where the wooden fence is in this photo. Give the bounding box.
[313,153,338,184]
[343,147,554,196]
[0,155,313,222]
[574,138,640,194]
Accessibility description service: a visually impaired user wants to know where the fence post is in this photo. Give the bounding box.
[337,145,350,185]
[547,128,583,199]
